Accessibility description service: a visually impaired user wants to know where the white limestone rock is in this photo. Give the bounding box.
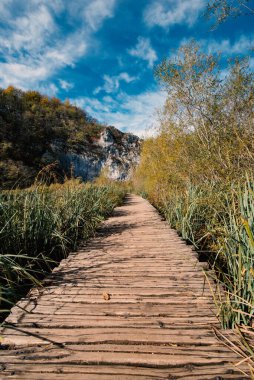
[51,126,140,181]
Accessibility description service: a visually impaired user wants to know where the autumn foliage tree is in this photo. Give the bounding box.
[136,42,254,203]
[134,42,254,329]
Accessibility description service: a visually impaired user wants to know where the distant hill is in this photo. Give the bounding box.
[0,86,140,189]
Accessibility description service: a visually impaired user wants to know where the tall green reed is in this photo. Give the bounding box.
[161,184,223,252]
[0,180,126,318]
[218,178,254,328]
[154,179,254,329]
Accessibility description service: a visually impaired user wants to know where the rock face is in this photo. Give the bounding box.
[54,126,140,181]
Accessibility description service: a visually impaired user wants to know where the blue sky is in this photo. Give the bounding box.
[0,0,253,136]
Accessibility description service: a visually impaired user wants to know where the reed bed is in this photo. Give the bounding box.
[218,179,254,328]
[158,179,254,329]
[0,180,126,319]
[149,179,254,369]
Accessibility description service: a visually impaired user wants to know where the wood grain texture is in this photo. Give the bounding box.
[0,194,250,379]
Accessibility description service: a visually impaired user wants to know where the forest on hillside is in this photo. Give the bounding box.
[0,86,105,189]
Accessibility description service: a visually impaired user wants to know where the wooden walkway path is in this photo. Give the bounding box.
[0,195,249,379]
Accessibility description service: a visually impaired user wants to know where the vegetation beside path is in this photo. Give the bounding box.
[133,42,254,371]
[0,180,126,321]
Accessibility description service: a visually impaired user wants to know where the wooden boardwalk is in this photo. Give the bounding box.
[0,195,249,379]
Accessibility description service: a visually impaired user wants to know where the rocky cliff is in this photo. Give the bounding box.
[53,126,140,181]
[0,87,140,189]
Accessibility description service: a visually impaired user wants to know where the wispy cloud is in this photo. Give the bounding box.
[83,0,116,30]
[59,79,74,91]
[128,37,157,68]
[0,0,117,93]
[205,35,254,55]
[0,31,88,91]
[144,0,206,29]
[0,4,55,54]
[73,89,166,137]
[179,34,254,56]
[94,72,137,94]
[38,83,59,97]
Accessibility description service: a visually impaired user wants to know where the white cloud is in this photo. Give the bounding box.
[0,30,87,91]
[144,0,206,28]
[0,4,55,55]
[94,72,137,94]
[128,37,157,68]
[44,31,88,69]
[205,35,254,55]
[72,89,167,137]
[179,35,254,57]
[59,79,74,91]
[84,0,116,30]
[38,83,59,97]
[0,62,48,89]
[0,0,117,94]
[0,0,13,20]
[42,0,64,13]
